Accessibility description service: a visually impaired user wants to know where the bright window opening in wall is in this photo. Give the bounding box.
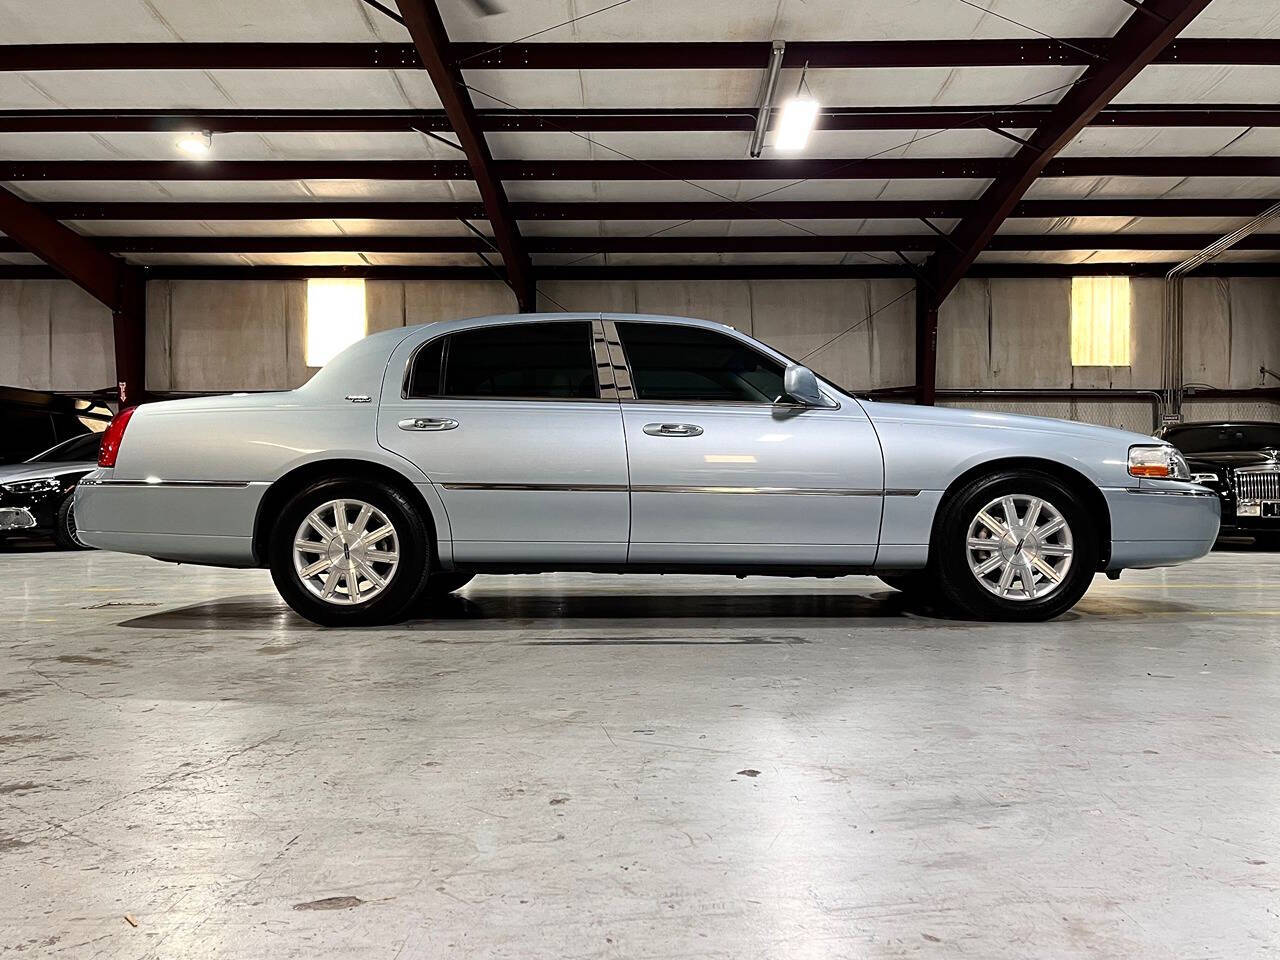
[1071,276,1131,367]
[305,278,367,367]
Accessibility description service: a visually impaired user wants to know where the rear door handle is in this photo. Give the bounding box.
[643,422,703,437]
[398,417,459,432]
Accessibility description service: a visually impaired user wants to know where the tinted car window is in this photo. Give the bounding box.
[407,322,596,400]
[616,322,785,403]
[405,337,444,398]
[1165,424,1280,454]
[28,432,102,463]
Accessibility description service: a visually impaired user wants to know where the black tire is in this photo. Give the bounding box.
[933,470,1099,622]
[269,478,432,627]
[54,494,91,550]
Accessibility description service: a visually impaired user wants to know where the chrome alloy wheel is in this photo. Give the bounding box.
[965,494,1074,601]
[292,499,400,606]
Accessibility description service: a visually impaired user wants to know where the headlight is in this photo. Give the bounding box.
[1,477,64,495]
[1128,444,1190,480]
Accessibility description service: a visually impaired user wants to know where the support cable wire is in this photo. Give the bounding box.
[453,0,637,66]
[949,0,1106,62]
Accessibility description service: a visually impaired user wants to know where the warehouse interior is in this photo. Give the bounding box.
[3,1,1280,957]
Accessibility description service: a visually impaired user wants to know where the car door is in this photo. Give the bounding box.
[612,319,884,566]
[378,318,629,564]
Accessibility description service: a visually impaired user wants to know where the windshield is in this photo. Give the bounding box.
[27,432,102,464]
[1165,423,1280,454]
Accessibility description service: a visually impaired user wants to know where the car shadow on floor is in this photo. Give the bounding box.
[116,589,1198,632]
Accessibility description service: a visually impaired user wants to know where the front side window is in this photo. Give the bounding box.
[405,321,597,400]
[615,322,786,403]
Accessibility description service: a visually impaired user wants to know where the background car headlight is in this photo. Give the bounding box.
[1,477,65,495]
[1128,445,1190,480]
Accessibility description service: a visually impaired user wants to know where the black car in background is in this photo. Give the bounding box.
[0,432,102,549]
[1,385,113,464]
[1159,421,1280,544]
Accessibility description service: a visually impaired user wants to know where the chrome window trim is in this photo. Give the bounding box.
[401,319,603,403]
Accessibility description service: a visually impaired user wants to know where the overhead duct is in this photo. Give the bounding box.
[749,41,786,158]
[1162,199,1280,422]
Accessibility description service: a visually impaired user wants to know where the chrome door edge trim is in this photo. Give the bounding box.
[440,482,629,493]
[1126,488,1218,498]
[438,482,917,497]
[79,479,251,488]
[631,484,883,496]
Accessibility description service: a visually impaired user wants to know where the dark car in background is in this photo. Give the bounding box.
[0,431,102,549]
[1159,421,1280,545]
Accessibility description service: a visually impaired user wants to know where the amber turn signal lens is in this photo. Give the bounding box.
[1128,464,1170,477]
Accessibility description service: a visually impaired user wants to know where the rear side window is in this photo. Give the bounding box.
[615,322,786,403]
[405,322,597,400]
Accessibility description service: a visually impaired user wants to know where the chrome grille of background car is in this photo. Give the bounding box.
[1235,468,1280,501]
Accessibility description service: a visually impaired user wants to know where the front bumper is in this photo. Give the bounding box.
[0,506,38,532]
[1104,484,1220,570]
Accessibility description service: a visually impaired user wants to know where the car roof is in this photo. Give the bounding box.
[398,312,738,338]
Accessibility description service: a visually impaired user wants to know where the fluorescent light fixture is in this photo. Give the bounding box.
[176,130,212,157]
[774,95,819,152]
[306,278,367,368]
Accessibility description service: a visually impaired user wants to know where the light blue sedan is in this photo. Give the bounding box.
[77,313,1219,626]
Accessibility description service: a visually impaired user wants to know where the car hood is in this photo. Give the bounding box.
[859,400,1157,447]
[1183,449,1280,468]
[0,461,97,484]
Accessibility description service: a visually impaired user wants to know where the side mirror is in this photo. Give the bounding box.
[783,363,827,407]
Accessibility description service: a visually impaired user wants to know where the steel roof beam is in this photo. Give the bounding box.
[6,233,1277,255]
[0,262,1275,282]
[922,0,1217,306]
[4,156,1276,181]
[0,186,145,403]
[393,0,533,309]
[1,39,1275,71]
[6,104,1280,134]
[36,198,1280,222]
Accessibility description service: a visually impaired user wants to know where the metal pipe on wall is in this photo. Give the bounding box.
[1164,199,1280,421]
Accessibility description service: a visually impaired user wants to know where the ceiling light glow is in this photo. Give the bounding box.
[176,130,212,157]
[774,96,819,152]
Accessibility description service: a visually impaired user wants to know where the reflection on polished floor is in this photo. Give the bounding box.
[4,549,1279,958]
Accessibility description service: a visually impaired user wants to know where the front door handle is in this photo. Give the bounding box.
[643,422,704,437]
[398,417,459,432]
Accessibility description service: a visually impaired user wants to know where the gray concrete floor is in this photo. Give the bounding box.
[3,546,1279,959]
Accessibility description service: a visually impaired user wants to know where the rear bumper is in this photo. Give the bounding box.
[75,472,265,567]
[1104,486,1220,570]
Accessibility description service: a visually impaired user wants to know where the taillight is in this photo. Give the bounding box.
[98,406,137,468]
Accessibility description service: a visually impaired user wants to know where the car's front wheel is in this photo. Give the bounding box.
[269,479,432,627]
[934,471,1098,622]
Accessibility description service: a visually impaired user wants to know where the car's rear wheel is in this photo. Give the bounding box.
[934,471,1098,621]
[54,494,90,550]
[269,479,431,627]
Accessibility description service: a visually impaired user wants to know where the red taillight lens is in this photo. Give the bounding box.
[98,406,137,468]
